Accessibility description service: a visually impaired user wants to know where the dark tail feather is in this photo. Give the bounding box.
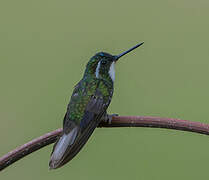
[51,119,100,169]
[49,126,79,169]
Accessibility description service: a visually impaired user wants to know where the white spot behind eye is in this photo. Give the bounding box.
[95,61,101,78]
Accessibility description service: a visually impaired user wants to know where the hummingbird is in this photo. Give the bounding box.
[49,42,144,169]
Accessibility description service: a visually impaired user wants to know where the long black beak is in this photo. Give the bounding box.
[114,42,144,61]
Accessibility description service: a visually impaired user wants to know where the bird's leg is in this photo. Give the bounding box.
[101,112,118,124]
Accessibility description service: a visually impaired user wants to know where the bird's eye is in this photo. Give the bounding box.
[101,60,107,65]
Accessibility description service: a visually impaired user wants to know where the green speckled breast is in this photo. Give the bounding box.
[66,76,113,124]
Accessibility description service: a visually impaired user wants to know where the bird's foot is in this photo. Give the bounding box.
[101,114,119,124]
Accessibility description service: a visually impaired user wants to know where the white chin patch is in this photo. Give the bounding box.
[109,62,115,81]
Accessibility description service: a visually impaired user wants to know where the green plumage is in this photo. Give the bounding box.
[67,75,113,125]
[49,52,115,169]
[66,53,114,126]
[49,42,144,169]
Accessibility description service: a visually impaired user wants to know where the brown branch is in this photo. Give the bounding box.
[1,115,209,171]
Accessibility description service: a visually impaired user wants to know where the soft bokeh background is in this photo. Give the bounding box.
[1,0,209,179]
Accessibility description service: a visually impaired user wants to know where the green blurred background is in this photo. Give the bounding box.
[1,0,209,179]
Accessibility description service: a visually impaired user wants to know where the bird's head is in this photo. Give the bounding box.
[84,42,144,82]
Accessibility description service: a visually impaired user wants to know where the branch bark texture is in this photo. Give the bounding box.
[1,115,209,171]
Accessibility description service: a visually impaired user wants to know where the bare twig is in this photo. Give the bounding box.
[1,115,209,171]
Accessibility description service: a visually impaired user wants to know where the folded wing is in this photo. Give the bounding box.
[49,91,107,169]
